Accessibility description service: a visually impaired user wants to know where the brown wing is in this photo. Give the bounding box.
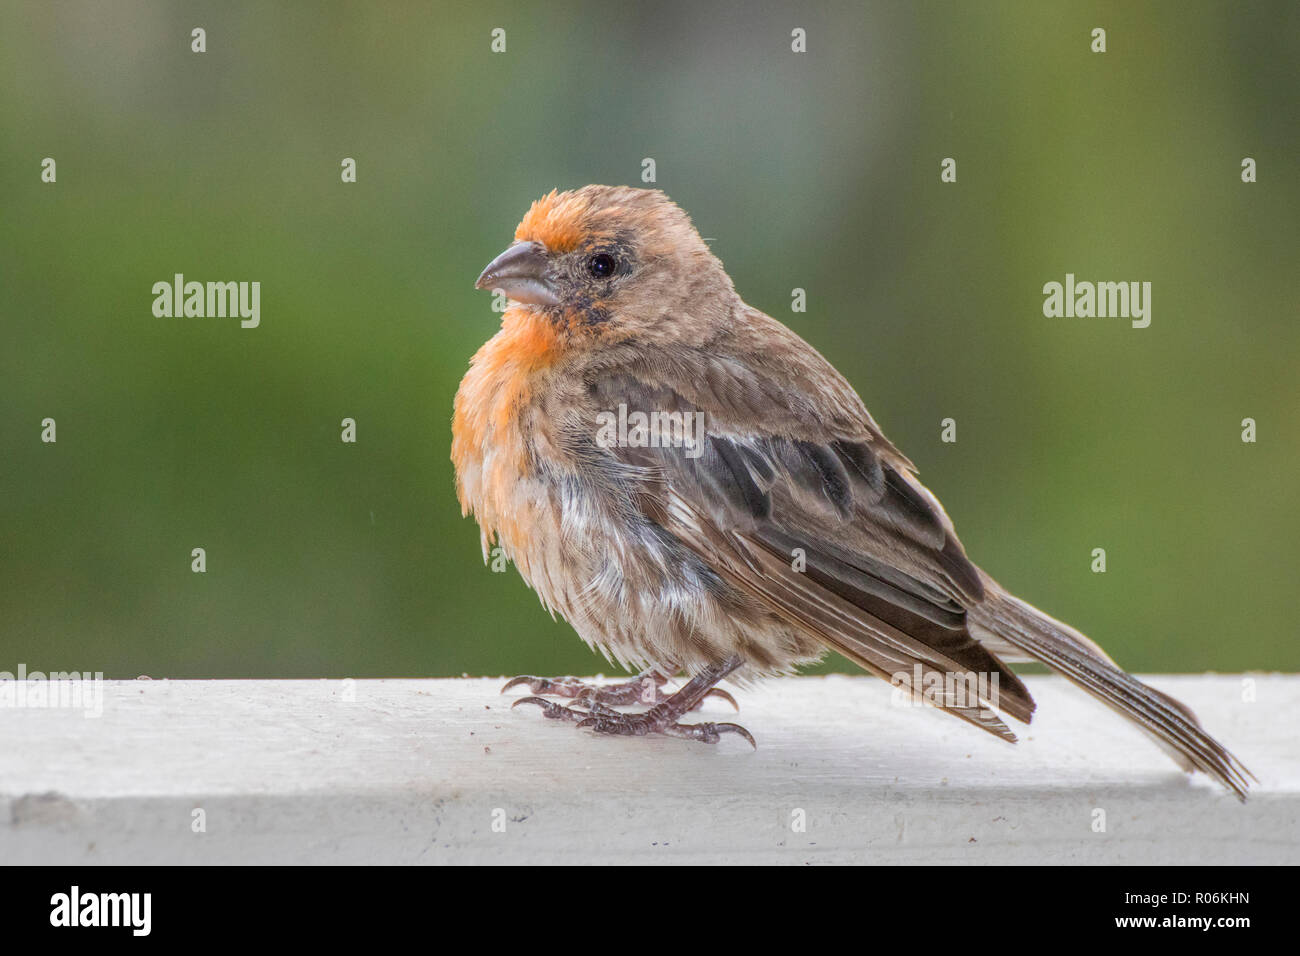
[588,371,1035,741]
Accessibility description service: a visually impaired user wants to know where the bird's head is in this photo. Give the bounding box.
[474,185,734,343]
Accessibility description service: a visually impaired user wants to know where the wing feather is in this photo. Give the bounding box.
[591,370,1036,736]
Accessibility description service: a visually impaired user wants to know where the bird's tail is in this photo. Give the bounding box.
[968,573,1253,800]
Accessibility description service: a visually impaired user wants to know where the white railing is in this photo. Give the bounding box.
[0,675,1290,864]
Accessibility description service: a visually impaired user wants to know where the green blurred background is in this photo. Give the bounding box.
[2,1,1296,678]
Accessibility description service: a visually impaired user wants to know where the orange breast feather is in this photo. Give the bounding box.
[451,308,563,551]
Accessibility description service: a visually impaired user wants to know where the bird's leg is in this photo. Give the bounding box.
[502,666,737,711]
[574,655,754,747]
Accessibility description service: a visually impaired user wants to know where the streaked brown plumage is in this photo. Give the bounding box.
[451,185,1251,798]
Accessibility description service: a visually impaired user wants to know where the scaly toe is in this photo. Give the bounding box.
[509,696,589,722]
[575,712,755,748]
[662,720,756,747]
[500,675,586,697]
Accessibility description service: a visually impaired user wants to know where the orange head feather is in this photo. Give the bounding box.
[514,189,590,253]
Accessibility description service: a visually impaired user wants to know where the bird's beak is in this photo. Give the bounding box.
[474,241,560,307]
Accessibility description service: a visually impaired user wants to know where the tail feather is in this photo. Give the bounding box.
[970,576,1254,800]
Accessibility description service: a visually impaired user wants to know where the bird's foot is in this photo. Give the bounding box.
[500,670,736,711]
[505,655,753,747]
[577,709,756,748]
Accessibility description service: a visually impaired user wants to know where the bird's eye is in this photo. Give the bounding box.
[587,253,616,278]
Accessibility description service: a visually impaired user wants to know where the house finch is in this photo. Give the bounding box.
[451,184,1250,798]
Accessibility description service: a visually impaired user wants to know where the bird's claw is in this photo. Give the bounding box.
[702,722,757,749]
[575,713,756,748]
[704,688,740,712]
[502,673,738,711]
[505,662,752,747]
[509,695,584,721]
[501,675,588,697]
[510,695,625,722]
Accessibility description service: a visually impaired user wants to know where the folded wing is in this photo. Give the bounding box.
[589,372,1036,740]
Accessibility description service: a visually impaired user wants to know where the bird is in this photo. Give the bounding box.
[451,184,1252,799]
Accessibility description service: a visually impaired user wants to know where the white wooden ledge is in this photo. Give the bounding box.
[0,675,1294,864]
